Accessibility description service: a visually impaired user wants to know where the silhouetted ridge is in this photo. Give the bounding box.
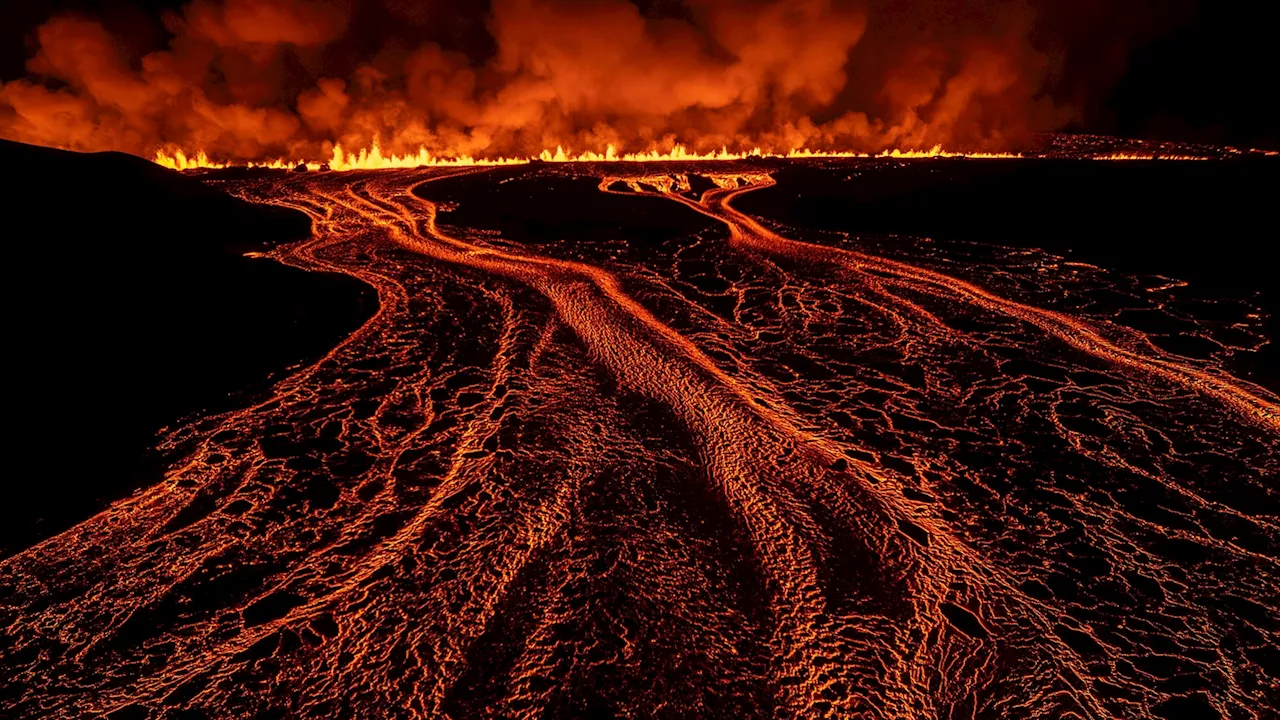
[2,140,374,556]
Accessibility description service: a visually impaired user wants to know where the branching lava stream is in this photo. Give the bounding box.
[2,163,1276,720]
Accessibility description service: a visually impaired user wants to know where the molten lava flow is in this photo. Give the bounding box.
[600,172,1279,428]
[1,163,1275,720]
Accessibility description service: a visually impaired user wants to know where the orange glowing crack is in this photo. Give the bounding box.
[598,171,1280,431]
[2,164,1274,720]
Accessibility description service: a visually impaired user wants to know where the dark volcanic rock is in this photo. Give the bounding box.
[733,157,1280,388]
[1,140,374,556]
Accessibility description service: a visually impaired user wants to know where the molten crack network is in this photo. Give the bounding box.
[1,158,1277,719]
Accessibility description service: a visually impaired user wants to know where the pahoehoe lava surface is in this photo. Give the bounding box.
[2,160,1277,719]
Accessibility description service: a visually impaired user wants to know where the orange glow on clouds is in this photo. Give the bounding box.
[0,0,1195,165]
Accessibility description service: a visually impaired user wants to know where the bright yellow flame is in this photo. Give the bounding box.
[873,145,1022,159]
[330,143,525,170]
[154,150,224,171]
[153,141,1034,172]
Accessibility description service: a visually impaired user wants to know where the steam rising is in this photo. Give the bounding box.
[0,0,1178,160]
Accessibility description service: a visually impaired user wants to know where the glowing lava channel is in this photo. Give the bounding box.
[2,164,1274,720]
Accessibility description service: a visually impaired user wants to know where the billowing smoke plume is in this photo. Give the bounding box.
[0,0,1187,160]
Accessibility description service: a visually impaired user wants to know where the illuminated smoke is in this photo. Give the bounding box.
[0,0,1188,161]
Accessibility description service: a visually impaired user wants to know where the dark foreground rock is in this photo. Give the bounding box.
[1,140,375,556]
